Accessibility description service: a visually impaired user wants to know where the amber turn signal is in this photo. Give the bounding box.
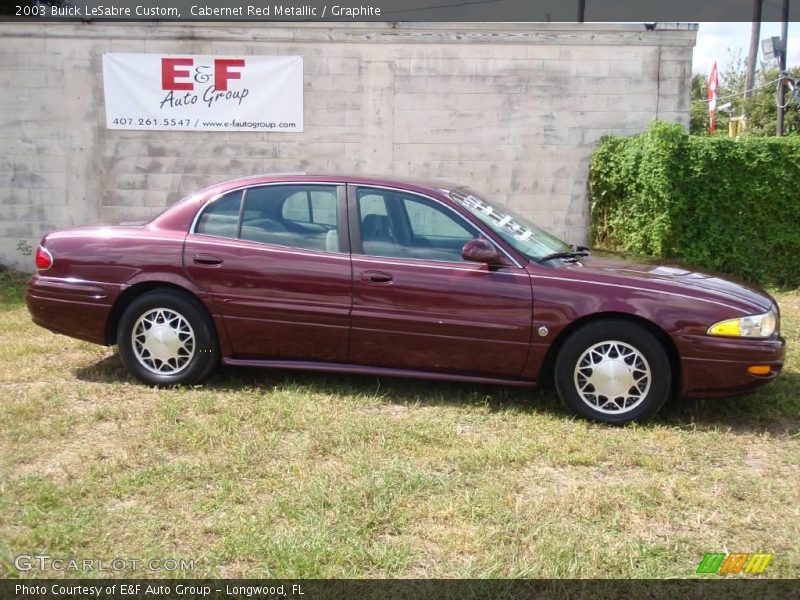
[747,365,772,376]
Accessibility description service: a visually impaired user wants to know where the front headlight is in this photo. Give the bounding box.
[707,308,778,338]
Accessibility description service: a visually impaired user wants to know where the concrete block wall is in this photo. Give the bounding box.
[0,22,696,270]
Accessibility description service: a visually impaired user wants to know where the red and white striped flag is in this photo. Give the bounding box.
[708,61,718,134]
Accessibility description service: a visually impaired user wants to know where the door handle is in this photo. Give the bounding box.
[360,270,393,284]
[193,253,223,266]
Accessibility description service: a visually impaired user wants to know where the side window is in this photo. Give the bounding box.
[241,185,339,253]
[195,190,242,238]
[311,191,337,226]
[281,189,338,227]
[357,188,478,262]
[359,193,389,218]
[282,192,311,223]
[404,197,474,242]
[357,190,395,249]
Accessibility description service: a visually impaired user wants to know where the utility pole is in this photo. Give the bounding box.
[777,0,790,135]
[745,0,763,100]
[577,0,585,22]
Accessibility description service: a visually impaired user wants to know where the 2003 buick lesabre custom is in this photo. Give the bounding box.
[27,174,785,424]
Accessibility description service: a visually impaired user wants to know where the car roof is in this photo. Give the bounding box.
[200,172,464,198]
[151,173,470,232]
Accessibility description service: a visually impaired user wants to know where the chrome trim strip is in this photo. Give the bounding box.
[351,255,530,275]
[32,275,112,288]
[188,236,351,260]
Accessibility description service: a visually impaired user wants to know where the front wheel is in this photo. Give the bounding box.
[117,290,219,386]
[554,319,672,424]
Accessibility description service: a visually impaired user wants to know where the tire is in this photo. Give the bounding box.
[117,290,219,386]
[554,319,671,424]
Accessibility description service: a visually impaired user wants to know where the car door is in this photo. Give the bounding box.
[347,184,533,377]
[184,183,352,361]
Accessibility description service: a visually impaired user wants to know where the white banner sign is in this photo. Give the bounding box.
[102,53,303,132]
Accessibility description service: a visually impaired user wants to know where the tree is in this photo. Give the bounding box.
[690,50,800,136]
[690,74,713,134]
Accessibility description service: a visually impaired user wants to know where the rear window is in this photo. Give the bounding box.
[240,185,339,253]
[194,191,242,238]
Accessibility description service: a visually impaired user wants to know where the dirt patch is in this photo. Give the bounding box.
[12,418,129,482]
[513,462,656,503]
[361,404,411,419]
[217,559,259,578]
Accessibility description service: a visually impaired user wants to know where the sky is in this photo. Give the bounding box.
[693,22,800,75]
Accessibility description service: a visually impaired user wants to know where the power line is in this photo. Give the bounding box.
[692,77,782,103]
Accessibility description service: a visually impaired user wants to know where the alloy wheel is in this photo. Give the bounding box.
[131,308,196,375]
[573,340,651,414]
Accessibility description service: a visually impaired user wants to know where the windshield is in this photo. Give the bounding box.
[450,187,571,262]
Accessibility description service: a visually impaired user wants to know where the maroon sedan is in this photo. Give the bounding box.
[27,174,784,424]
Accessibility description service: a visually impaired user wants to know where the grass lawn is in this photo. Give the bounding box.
[0,269,798,579]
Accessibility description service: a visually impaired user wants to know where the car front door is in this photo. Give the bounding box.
[183,183,352,362]
[347,184,533,378]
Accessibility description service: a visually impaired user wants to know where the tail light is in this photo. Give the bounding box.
[35,246,53,271]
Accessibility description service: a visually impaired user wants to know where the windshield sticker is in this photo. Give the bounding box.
[460,194,539,243]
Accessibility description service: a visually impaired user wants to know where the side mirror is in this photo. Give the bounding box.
[462,238,504,265]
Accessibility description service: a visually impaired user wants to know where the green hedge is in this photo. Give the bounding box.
[589,121,800,288]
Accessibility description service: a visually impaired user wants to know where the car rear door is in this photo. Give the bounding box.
[346,184,533,377]
[183,183,352,362]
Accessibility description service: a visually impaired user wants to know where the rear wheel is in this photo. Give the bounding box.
[117,290,218,386]
[554,319,671,424]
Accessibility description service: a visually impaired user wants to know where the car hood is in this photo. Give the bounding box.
[550,250,774,314]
